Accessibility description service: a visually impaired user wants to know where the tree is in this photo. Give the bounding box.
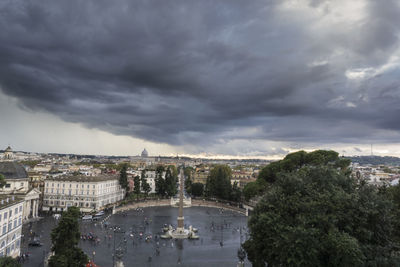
[243,179,267,202]
[133,175,141,199]
[49,207,88,267]
[119,164,128,193]
[0,174,6,188]
[185,175,193,195]
[155,165,166,196]
[0,256,21,267]
[254,150,350,197]
[205,165,232,200]
[184,167,193,194]
[191,182,204,197]
[141,170,151,198]
[244,161,400,267]
[230,181,242,202]
[165,167,177,197]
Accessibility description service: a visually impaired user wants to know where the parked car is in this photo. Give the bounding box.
[28,240,43,247]
[82,215,93,220]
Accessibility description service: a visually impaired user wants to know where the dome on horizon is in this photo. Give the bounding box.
[141,148,149,158]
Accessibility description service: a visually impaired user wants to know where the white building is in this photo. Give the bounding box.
[0,147,41,222]
[43,175,125,213]
[0,196,24,258]
[143,170,165,194]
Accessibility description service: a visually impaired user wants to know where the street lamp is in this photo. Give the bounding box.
[112,227,125,267]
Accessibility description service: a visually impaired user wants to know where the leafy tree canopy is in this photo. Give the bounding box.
[0,174,6,188]
[0,256,21,267]
[191,182,204,197]
[205,165,232,200]
[49,207,88,267]
[244,159,399,267]
[119,163,128,191]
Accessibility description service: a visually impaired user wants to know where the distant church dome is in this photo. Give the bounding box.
[141,148,149,158]
[3,146,14,160]
[0,161,28,179]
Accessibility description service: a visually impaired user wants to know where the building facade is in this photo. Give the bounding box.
[43,175,125,212]
[0,196,24,258]
[0,148,41,222]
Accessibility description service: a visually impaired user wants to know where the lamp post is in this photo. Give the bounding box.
[237,222,247,267]
[113,227,125,267]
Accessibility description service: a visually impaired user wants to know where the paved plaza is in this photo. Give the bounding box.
[20,206,250,266]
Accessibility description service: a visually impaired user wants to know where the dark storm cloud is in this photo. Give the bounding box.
[1,0,400,149]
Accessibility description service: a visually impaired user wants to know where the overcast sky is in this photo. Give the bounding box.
[1,0,400,158]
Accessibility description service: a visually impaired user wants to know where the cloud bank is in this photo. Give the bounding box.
[1,0,400,156]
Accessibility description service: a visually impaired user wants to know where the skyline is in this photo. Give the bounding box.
[1,1,400,159]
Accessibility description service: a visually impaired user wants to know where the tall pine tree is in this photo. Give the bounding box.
[48,207,88,267]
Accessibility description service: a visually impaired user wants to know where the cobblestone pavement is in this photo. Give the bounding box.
[21,206,251,267]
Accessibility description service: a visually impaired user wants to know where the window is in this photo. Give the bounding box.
[87,185,89,189]
[93,185,95,189]
[15,208,18,214]
[6,247,10,255]
[0,241,4,248]
[20,182,23,186]
[8,223,11,231]
[63,184,65,188]
[16,240,20,247]
[19,206,22,212]
[4,212,7,219]
[0,214,2,221]
[18,217,21,225]
[13,220,16,228]
[5,184,10,188]
[2,226,6,235]
[9,210,12,217]
[46,189,48,193]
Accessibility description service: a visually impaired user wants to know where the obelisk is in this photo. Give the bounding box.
[177,169,184,229]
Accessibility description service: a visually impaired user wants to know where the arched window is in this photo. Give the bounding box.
[1,241,5,248]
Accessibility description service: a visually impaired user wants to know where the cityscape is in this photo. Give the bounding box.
[1,147,400,266]
[1,0,400,266]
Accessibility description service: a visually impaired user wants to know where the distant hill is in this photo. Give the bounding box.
[346,156,400,166]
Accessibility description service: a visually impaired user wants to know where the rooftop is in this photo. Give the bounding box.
[0,161,28,179]
[0,195,24,209]
[46,174,119,182]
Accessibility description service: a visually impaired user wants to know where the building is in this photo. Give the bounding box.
[193,169,209,184]
[0,195,24,258]
[42,175,125,213]
[144,170,165,193]
[3,146,13,161]
[141,148,149,158]
[0,147,41,222]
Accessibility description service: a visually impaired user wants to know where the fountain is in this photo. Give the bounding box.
[161,168,199,239]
